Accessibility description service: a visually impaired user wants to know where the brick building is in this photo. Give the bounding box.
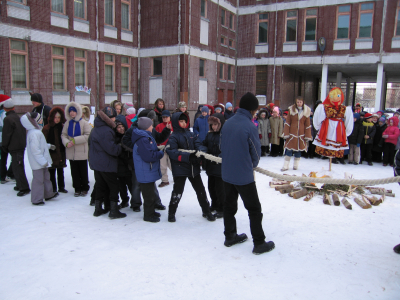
[1,0,400,117]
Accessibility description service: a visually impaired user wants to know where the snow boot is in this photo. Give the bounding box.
[394,244,400,254]
[168,193,181,222]
[293,157,301,170]
[202,211,216,221]
[108,202,127,219]
[93,200,106,217]
[143,215,160,223]
[224,233,248,247]
[281,156,291,171]
[252,241,275,255]
[214,211,224,219]
[119,198,129,209]
[339,157,346,164]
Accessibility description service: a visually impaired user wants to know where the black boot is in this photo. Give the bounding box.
[168,193,181,222]
[104,200,110,213]
[93,200,106,217]
[332,158,339,164]
[109,202,127,219]
[119,198,129,209]
[214,211,224,219]
[252,241,275,255]
[202,211,216,221]
[339,157,345,164]
[224,233,248,247]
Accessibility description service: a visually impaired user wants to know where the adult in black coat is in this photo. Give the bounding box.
[122,117,171,211]
[372,119,387,162]
[31,93,51,127]
[347,113,364,164]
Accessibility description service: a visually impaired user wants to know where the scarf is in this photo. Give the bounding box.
[48,123,65,153]
[68,118,82,137]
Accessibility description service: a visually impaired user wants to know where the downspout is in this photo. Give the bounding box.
[177,0,181,104]
[137,0,141,108]
[95,0,100,112]
[187,0,192,108]
[272,0,278,102]
[233,0,239,106]
[379,0,387,61]
[216,0,220,104]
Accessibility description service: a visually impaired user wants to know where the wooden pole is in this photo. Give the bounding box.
[341,197,352,210]
[329,157,332,171]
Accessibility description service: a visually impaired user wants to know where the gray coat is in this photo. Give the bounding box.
[258,117,271,146]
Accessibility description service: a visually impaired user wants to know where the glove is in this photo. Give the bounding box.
[268,133,272,138]
[42,163,48,168]
[189,151,199,164]
[259,134,262,139]
[50,144,56,151]
[356,144,360,147]
[382,135,388,139]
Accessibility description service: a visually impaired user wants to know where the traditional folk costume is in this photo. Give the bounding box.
[313,87,353,158]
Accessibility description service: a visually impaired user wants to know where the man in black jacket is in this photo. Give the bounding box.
[1,95,30,196]
[31,93,51,127]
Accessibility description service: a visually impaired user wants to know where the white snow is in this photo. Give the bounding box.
[1,154,400,300]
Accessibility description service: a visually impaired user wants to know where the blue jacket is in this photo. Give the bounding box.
[224,109,234,120]
[166,112,207,177]
[221,108,261,185]
[131,128,164,183]
[193,115,209,142]
[88,113,121,173]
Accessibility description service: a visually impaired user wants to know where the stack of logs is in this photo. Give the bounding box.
[269,179,395,210]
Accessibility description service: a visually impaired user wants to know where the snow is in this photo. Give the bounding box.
[1,154,400,300]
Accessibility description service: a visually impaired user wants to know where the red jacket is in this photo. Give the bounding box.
[155,121,173,145]
[383,117,400,146]
[126,113,136,129]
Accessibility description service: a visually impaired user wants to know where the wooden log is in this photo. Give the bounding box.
[365,187,395,197]
[279,188,294,194]
[304,191,315,201]
[269,180,291,187]
[354,197,372,209]
[332,194,341,206]
[288,188,302,197]
[365,187,392,193]
[275,184,294,191]
[292,188,309,199]
[363,195,382,206]
[323,194,332,205]
[341,197,352,210]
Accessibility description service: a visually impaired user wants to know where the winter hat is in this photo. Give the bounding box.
[102,106,117,119]
[356,103,361,107]
[364,113,372,119]
[31,93,43,104]
[353,113,360,120]
[30,112,41,124]
[178,101,187,108]
[147,110,157,121]
[115,121,125,130]
[267,103,274,110]
[69,106,77,113]
[371,114,379,118]
[178,113,188,122]
[226,102,232,109]
[283,111,288,116]
[239,92,259,111]
[360,111,366,117]
[379,117,386,123]
[123,102,134,111]
[162,110,171,117]
[0,94,14,108]
[215,107,222,113]
[138,117,153,130]
[395,109,400,116]
[126,107,136,115]
[137,108,145,116]
[201,106,209,113]
[273,106,280,115]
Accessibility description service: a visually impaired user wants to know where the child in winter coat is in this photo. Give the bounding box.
[269,107,283,157]
[360,113,376,165]
[382,117,400,167]
[257,109,271,156]
[155,110,173,188]
[20,112,58,205]
[224,102,234,120]
[347,113,364,165]
[193,106,210,142]
[125,107,136,129]
[131,117,165,223]
[165,112,215,222]
[42,107,68,193]
[203,113,225,218]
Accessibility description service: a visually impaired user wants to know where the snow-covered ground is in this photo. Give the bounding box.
[1,153,400,300]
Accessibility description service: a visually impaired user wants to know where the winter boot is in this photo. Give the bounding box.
[93,200,106,217]
[119,198,129,209]
[394,244,400,254]
[168,193,181,222]
[214,211,224,219]
[202,211,216,221]
[339,157,345,164]
[224,233,248,247]
[281,156,291,171]
[293,157,301,170]
[143,215,160,223]
[104,201,111,213]
[252,241,275,255]
[332,158,339,164]
[108,202,127,219]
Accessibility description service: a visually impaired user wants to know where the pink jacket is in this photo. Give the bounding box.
[383,117,400,146]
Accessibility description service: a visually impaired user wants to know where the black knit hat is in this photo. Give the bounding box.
[239,92,259,111]
[31,93,43,104]
[102,106,117,119]
[178,113,188,122]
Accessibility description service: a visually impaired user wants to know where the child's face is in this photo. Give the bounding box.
[212,124,219,132]
[180,107,187,113]
[115,105,122,115]
[272,111,278,117]
[54,116,61,124]
[260,113,266,119]
[202,111,208,117]
[117,125,125,134]
[227,107,232,111]
[215,109,221,114]
[371,116,378,123]
[69,111,77,118]
[162,116,170,123]
[179,120,186,128]
[390,120,394,126]
[282,114,287,120]
[379,121,384,126]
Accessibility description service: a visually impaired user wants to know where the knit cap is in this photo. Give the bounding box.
[0,94,14,108]
[239,92,259,111]
[126,107,136,115]
[379,117,386,123]
[178,101,187,108]
[138,117,153,130]
[102,106,117,119]
[226,102,232,109]
[31,93,43,104]
[201,106,209,113]
[215,107,222,112]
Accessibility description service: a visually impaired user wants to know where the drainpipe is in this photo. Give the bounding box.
[233,0,239,106]
[187,0,192,109]
[177,0,181,104]
[95,0,100,112]
[272,0,278,102]
[216,0,220,104]
[137,0,141,108]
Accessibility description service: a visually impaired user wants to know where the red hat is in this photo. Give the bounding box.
[356,103,361,107]
[0,94,14,108]
[364,113,372,119]
[267,103,274,108]
[283,111,288,115]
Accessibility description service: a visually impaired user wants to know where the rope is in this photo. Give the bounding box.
[158,145,400,185]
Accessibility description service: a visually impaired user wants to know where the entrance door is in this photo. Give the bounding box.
[218,89,224,104]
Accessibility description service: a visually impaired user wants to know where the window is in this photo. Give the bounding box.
[286,10,297,42]
[121,0,130,30]
[229,13,234,30]
[396,1,400,36]
[337,5,351,39]
[221,36,226,46]
[199,59,205,77]
[105,0,114,26]
[221,9,225,26]
[305,8,317,41]
[219,63,224,80]
[121,56,130,92]
[358,2,374,38]
[9,0,26,4]
[105,54,114,91]
[74,0,86,19]
[10,40,28,89]
[258,13,268,43]
[75,49,87,87]
[52,46,66,90]
[153,57,162,76]
[51,0,65,14]
[229,39,234,48]
[201,0,207,18]
[228,65,232,81]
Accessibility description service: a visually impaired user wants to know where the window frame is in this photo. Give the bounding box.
[74,49,87,88]
[52,46,67,91]
[357,2,374,39]
[219,63,224,80]
[51,0,66,15]
[304,8,317,41]
[227,65,232,81]
[199,59,205,78]
[121,56,130,92]
[221,9,226,27]
[257,13,269,44]
[229,39,235,49]
[104,54,115,92]
[10,39,29,90]
[336,5,351,40]
[285,10,298,42]
[152,57,163,77]
[221,36,226,46]
[104,0,115,27]
[9,0,27,5]
[74,0,87,20]
[229,13,234,30]
[201,0,207,19]
[395,0,400,37]
[121,0,131,31]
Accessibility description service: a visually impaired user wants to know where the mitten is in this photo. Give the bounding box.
[50,144,56,151]
[189,151,199,164]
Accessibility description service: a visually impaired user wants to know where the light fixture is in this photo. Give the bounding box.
[318,37,326,55]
